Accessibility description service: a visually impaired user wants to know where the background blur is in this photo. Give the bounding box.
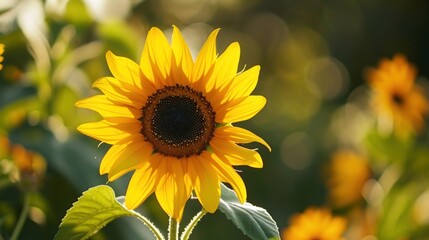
[1,0,429,239]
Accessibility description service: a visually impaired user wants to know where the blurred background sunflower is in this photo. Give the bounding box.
[282,207,347,240]
[1,0,429,239]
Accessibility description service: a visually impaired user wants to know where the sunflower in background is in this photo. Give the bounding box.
[0,134,46,191]
[76,26,269,221]
[0,44,4,71]
[366,54,429,138]
[10,144,46,190]
[325,150,371,209]
[0,134,9,158]
[282,207,347,240]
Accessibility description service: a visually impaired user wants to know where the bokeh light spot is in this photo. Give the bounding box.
[305,56,350,100]
[280,132,313,170]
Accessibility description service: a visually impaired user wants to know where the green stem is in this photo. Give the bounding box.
[168,217,179,240]
[180,209,207,240]
[10,194,31,240]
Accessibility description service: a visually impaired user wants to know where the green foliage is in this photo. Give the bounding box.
[55,185,164,240]
[364,129,413,169]
[52,85,80,129]
[218,184,280,240]
[54,183,281,240]
[363,128,429,239]
[55,185,136,240]
[97,22,140,60]
[377,179,425,239]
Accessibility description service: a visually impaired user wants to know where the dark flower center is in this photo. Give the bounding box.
[392,92,405,106]
[140,84,215,158]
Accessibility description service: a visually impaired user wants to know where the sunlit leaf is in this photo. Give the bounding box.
[55,185,164,240]
[218,183,280,240]
[55,185,134,240]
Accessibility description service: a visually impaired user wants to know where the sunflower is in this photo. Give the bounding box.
[10,144,46,189]
[366,54,429,137]
[325,150,371,209]
[0,43,4,71]
[282,208,347,240]
[76,26,269,220]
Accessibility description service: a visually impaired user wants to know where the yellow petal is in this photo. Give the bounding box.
[76,95,141,119]
[93,77,151,106]
[77,120,141,145]
[180,158,193,195]
[106,51,142,89]
[216,95,266,123]
[207,42,240,93]
[140,29,156,83]
[189,156,220,213]
[215,126,271,151]
[225,65,260,101]
[155,157,191,221]
[124,154,162,210]
[146,27,172,85]
[191,29,220,84]
[100,144,127,175]
[107,141,153,181]
[210,138,263,168]
[204,151,247,204]
[171,25,193,84]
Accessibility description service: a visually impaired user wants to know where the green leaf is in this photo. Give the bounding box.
[55,185,164,240]
[218,184,280,240]
[55,185,133,240]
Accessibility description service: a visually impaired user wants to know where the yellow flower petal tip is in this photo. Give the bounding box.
[76,26,268,220]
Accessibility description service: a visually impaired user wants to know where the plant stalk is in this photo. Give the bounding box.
[181,209,207,240]
[10,194,31,240]
[168,217,179,240]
